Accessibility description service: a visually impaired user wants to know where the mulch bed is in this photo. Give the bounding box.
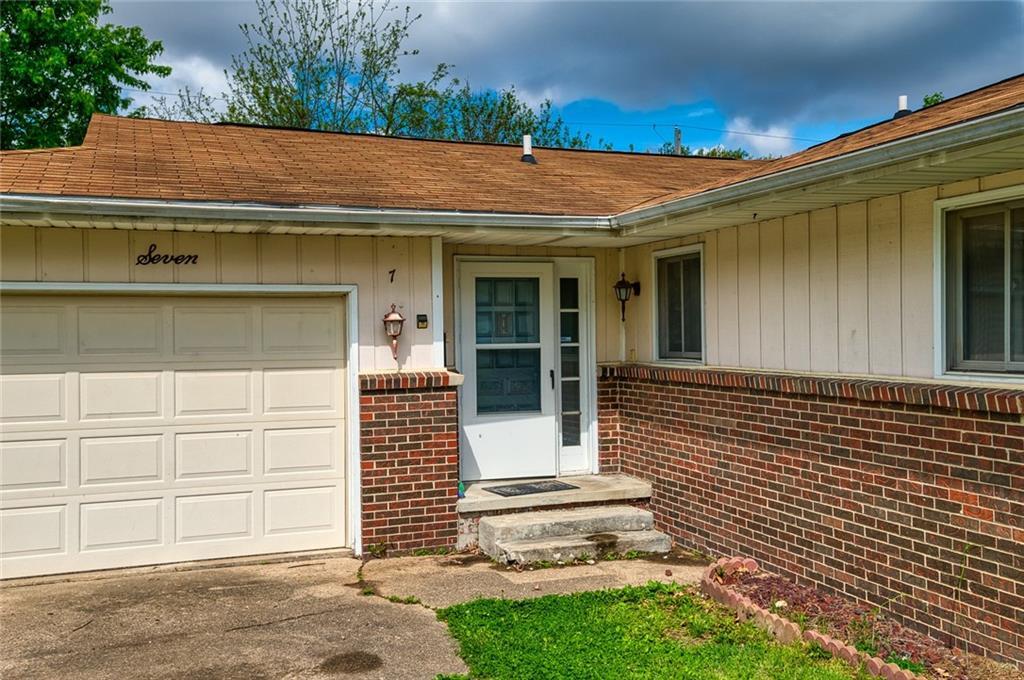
[721,571,1023,680]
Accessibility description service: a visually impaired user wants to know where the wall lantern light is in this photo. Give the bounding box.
[613,273,641,322]
[382,304,406,361]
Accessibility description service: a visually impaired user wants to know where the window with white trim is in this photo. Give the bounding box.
[655,249,703,361]
[945,200,1024,373]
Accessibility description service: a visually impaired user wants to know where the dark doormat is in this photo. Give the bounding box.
[482,480,580,497]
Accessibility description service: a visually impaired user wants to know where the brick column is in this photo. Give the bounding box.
[359,371,462,554]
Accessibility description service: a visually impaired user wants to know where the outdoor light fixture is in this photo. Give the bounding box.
[613,273,641,322]
[382,304,406,361]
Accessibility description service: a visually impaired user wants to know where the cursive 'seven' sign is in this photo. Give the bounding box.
[135,243,199,266]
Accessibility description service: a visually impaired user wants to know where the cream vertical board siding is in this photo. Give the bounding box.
[900,187,939,377]
[808,208,839,373]
[737,223,762,368]
[716,226,740,366]
[782,214,810,371]
[758,219,785,369]
[0,226,35,280]
[866,195,902,376]
[0,227,438,372]
[619,173,1023,380]
[836,202,870,373]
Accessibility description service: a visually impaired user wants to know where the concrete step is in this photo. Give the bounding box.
[495,530,672,565]
[478,506,654,558]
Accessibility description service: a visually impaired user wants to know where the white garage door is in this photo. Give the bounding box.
[0,295,348,578]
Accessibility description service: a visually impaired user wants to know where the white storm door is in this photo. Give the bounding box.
[459,262,557,480]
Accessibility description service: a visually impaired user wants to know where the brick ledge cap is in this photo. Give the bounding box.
[359,370,464,391]
[599,363,1024,415]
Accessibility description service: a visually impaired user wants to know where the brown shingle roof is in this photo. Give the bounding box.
[3,74,1021,218]
[0,114,762,216]
[624,73,1024,212]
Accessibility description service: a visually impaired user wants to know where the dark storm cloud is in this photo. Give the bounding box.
[110,0,1023,125]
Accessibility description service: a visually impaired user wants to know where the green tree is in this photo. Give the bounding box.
[1,0,170,149]
[156,0,604,149]
[657,141,752,159]
[922,91,945,108]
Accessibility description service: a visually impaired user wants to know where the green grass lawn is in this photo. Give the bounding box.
[437,582,867,680]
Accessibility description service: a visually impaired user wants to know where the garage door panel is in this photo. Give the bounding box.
[79,372,163,421]
[176,492,253,543]
[80,498,163,551]
[265,486,337,535]
[0,439,66,490]
[261,307,340,355]
[0,374,66,423]
[175,370,253,417]
[78,307,163,356]
[0,505,66,558]
[263,368,339,415]
[173,307,253,355]
[264,427,337,474]
[80,435,163,486]
[1,294,347,578]
[0,306,67,358]
[175,431,252,480]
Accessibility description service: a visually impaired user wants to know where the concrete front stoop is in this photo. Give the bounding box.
[478,506,671,564]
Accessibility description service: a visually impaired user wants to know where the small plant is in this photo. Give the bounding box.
[412,546,452,557]
[886,654,926,673]
[360,585,376,596]
[846,613,878,657]
[367,543,389,559]
[386,594,422,605]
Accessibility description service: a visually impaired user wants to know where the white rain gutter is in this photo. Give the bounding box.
[615,106,1024,233]
[0,194,614,230]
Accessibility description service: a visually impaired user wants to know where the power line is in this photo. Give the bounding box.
[564,120,824,143]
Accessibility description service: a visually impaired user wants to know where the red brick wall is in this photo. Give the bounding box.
[360,372,460,554]
[599,365,1024,665]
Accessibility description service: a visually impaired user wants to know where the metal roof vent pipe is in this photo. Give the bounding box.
[521,134,538,164]
[893,94,912,119]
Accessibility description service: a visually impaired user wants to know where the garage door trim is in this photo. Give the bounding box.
[0,280,363,559]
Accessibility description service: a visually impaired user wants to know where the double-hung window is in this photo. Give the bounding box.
[946,200,1024,374]
[655,247,703,361]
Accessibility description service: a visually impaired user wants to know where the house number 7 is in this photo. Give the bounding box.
[388,269,396,283]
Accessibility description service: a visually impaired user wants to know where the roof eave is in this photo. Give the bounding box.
[0,195,615,231]
[614,106,1024,231]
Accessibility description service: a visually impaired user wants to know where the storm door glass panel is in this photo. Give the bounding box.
[1012,209,1024,363]
[559,277,581,446]
[961,213,1005,362]
[475,277,541,414]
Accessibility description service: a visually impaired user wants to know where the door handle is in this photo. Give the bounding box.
[549,369,555,389]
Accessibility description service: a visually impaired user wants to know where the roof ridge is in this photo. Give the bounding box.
[86,112,761,163]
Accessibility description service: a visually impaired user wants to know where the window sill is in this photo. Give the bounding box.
[937,371,1024,387]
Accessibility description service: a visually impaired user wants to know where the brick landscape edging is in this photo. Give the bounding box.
[359,371,462,553]
[701,557,923,680]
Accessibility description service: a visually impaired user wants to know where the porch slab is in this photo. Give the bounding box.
[457,474,651,514]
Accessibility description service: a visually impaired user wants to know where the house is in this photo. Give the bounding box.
[1,74,1022,663]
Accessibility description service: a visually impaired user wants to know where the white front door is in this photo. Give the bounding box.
[459,262,557,480]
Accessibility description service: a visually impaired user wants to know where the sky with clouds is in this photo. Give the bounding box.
[108,0,1023,156]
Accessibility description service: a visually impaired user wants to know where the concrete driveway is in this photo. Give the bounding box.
[0,555,467,680]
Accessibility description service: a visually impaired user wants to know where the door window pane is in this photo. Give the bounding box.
[561,414,581,447]
[560,312,579,343]
[476,348,541,413]
[657,252,702,359]
[961,213,1005,362]
[561,380,580,413]
[560,346,579,378]
[560,278,579,309]
[475,278,539,344]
